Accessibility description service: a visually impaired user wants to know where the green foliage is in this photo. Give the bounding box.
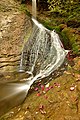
[19,4,27,12]
[39,20,55,30]
[48,0,80,18]
[53,26,60,32]
[72,43,79,54]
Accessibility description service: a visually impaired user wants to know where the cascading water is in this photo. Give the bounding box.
[19,17,68,86]
[32,0,36,18]
[0,0,68,117]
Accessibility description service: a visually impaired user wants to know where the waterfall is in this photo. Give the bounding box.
[19,19,68,87]
[19,0,68,87]
[32,0,37,18]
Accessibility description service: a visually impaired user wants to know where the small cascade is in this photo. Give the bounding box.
[19,18,68,87]
[19,0,68,91]
[19,51,24,72]
[32,0,36,18]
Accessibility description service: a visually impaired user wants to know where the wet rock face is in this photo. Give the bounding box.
[0,0,32,72]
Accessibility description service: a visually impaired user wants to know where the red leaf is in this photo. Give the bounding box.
[46,87,50,91]
[35,87,39,91]
[41,85,45,91]
[37,93,41,96]
[49,86,54,89]
[44,95,48,99]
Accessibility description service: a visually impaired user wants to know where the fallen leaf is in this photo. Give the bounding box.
[70,86,75,91]
[49,86,54,89]
[66,51,73,61]
[38,82,41,86]
[46,87,50,91]
[64,71,71,75]
[41,85,45,91]
[39,105,44,110]
[37,93,41,96]
[48,100,54,103]
[54,83,60,87]
[40,109,46,114]
[42,91,46,94]
[35,87,39,91]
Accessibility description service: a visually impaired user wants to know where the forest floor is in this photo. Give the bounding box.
[0,0,80,120]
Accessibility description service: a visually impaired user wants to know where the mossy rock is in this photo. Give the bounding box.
[61,27,80,55]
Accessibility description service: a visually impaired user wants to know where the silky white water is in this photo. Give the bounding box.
[20,18,68,87]
[19,0,68,90]
[32,0,36,18]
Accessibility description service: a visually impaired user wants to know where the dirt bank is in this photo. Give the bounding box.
[0,0,32,72]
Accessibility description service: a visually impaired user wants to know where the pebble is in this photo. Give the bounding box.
[35,112,38,114]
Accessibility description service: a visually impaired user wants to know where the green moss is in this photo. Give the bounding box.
[60,28,80,55]
[60,32,70,49]
[53,26,61,32]
[39,20,55,30]
[72,43,80,54]
[19,4,31,17]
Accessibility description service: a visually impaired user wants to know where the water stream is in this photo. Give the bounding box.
[0,0,68,117]
[32,0,36,18]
